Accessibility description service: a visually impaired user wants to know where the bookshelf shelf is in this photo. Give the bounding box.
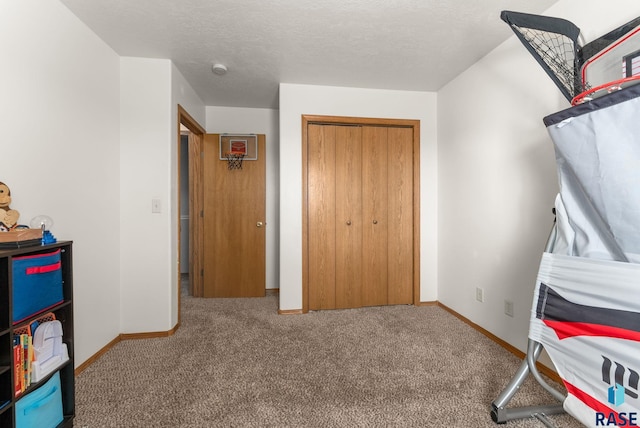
[0,241,74,427]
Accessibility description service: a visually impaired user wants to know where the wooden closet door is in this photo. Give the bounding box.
[387,127,414,304]
[335,126,362,309]
[304,117,417,311]
[361,126,389,306]
[307,124,337,310]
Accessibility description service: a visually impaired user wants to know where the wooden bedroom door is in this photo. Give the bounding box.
[202,133,266,297]
[305,118,416,311]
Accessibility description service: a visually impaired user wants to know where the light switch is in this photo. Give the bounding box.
[152,199,161,213]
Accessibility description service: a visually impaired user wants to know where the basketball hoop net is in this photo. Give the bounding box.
[225,152,245,170]
[501,10,583,102]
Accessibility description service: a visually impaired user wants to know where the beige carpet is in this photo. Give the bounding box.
[74,293,583,427]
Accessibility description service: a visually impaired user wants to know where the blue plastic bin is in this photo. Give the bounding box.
[15,371,63,428]
[12,249,63,324]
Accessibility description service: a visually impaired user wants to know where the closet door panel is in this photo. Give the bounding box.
[335,126,363,309]
[361,126,388,307]
[307,124,337,310]
[387,127,414,304]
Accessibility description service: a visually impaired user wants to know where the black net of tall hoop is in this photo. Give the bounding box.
[491,11,640,427]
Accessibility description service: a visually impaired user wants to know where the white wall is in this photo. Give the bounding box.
[556,1,640,43]
[278,84,438,310]
[437,0,640,353]
[206,107,280,290]
[119,58,173,333]
[120,59,205,333]
[0,0,121,366]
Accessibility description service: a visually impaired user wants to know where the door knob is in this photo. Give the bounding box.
[373,220,378,224]
[346,220,352,226]
[257,221,264,228]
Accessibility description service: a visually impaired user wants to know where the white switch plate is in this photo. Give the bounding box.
[152,199,161,214]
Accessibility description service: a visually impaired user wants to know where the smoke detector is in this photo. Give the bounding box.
[212,63,228,75]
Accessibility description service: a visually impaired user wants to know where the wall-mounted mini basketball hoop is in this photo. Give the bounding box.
[219,134,258,170]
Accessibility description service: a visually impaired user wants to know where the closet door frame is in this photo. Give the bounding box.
[302,115,420,313]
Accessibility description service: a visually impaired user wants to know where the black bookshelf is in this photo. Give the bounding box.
[0,241,74,427]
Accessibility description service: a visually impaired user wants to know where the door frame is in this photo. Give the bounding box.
[301,114,421,313]
[177,105,206,317]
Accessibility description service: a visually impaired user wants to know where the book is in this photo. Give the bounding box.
[13,340,22,396]
[22,334,33,388]
[13,332,36,395]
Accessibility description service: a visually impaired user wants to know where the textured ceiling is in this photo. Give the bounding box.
[60,0,558,109]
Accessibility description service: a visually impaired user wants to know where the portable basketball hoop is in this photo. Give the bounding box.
[225,152,245,170]
[491,10,640,427]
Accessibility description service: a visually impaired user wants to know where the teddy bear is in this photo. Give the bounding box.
[0,181,20,230]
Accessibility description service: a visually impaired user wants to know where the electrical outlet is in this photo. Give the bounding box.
[504,300,514,317]
[475,287,484,303]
